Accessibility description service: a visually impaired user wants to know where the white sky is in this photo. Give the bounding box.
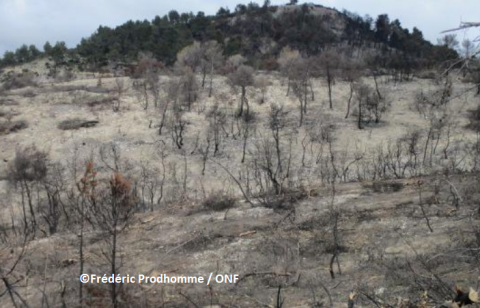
[0,0,479,55]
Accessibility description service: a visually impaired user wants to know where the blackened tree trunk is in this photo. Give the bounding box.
[77,196,87,306]
[309,80,315,101]
[373,73,383,100]
[111,227,118,308]
[201,67,207,88]
[345,83,354,119]
[158,101,170,136]
[358,98,363,130]
[327,67,333,109]
[299,97,304,127]
[303,78,308,114]
[208,61,214,97]
[241,123,249,163]
[239,87,249,117]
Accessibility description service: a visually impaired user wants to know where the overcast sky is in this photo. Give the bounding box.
[1,0,479,55]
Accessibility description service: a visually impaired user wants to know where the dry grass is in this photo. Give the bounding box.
[0,71,477,198]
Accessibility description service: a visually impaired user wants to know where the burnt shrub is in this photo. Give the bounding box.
[7,145,48,183]
[58,119,99,130]
[367,181,405,193]
[202,192,236,211]
[0,120,28,135]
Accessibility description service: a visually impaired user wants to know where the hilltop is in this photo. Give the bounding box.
[0,2,457,71]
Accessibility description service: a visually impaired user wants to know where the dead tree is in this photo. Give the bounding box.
[277,46,302,96]
[91,172,136,308]
[223,54,247,74]
[158,79,179,136]
[113,78,125,112]
[170,110,187,150]
[201,41,223,97]
[365,88,389,124]
[133,79,149,110]
[329,206,342,279]
[207,104,226,157]
[133,53,164,110]
[99,142,124,173]
[249,106,292,197]
[354,84,368,130]
[290,57,311,126]
[268,104,289,175]
[317,51,341,109]
[138,158,166,212]
[253,136,284,196]
[415,180,433,232]
[40,162,67,235]
[199,134,212,176]
[238,105,256,163]
[167,83,188,150]
[7,146,49,234]
[0,231,31,308]
[354,83,388,129]
[255,75,271,104]
[175,41,202,74]
[413,78,452,119]
[146,70,161,108]
[341,59,363,119]
[179,67,198,111]
[414,81,452,167]
[327,155,342,279]
[228,65,255,117]
[75,160,98,306]
[401,130,422,177]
